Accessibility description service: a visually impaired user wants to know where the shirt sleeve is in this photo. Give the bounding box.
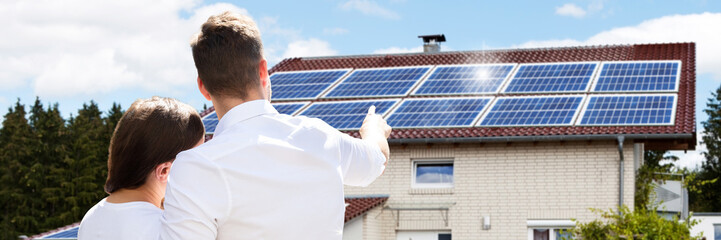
[159,151,230,240]
[336,132,387,187]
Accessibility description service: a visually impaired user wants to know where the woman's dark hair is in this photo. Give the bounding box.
[104,96,205,193]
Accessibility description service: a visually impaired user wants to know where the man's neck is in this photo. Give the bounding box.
[212,93,265,120]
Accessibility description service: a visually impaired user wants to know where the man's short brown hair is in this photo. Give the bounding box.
[104,97,204,193]
[191,11,264,99]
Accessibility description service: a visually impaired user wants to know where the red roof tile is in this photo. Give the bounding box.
[345,196,388,223]
[202,43,697,149]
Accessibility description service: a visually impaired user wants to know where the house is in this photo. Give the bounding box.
[219,40,695,240]
[30,41,697,239]
[691,212,721,240]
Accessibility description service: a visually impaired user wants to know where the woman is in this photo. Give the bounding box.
[78,97,205,240]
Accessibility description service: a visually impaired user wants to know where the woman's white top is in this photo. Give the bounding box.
[78,198,162,240]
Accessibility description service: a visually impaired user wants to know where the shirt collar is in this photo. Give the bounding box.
[214,100,277,136]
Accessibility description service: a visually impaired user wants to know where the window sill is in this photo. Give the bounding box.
[408,187,454,195]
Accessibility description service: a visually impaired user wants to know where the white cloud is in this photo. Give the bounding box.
[555,3,587,18]
[282,38,338,58]
[34,49,141,96]
[0,0,249,98]
[373,46,424,54]
[323,27,349,35]
[515,12,721,81]
[340,0,400,20]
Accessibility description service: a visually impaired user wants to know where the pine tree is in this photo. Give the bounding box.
[695,84,721,211]
[62,101,108,223]
[0,100,36,239]
[32,100,71,229]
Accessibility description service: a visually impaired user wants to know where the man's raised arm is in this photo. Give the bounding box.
[338,106,392,186]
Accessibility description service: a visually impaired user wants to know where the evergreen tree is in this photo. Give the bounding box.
[31,100,71,229]
[0,100,36,239]
[62,101,108,223]
[0,99,126,237]
[695,85,721,211]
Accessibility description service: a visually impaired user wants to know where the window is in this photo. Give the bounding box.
[714,224,721,240]
[528,228,573,240]
[396,231,451,240]
[412,160,453,188]
[527,220,575,240]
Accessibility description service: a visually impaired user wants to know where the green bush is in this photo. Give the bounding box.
[561,206,700,240]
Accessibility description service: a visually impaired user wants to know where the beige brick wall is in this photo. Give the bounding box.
[345,140,637,239]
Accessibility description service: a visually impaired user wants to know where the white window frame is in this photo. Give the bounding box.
[411,159,454,189]
[527,220,575,240]
[396,231,451,240]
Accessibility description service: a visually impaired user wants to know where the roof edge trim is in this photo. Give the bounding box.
[388,133,694,144]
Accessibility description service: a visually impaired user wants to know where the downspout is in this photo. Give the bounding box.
[617,136,625,216]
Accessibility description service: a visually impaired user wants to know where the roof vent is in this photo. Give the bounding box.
[418,34,446,53]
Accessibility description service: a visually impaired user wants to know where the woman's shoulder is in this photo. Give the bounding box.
[78,199,162,240]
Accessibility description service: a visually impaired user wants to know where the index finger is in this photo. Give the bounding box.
[367,105,376,115]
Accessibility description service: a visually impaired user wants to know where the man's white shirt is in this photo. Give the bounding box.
[160,100,386,240]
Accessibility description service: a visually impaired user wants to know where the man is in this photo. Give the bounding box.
[160,11,391,240]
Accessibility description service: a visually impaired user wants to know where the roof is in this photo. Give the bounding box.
[28,222,79,240]
[344,196,389,223]
[202,43,697,150]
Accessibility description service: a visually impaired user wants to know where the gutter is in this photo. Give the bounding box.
[387,133,694,144]
[617,136,625,216]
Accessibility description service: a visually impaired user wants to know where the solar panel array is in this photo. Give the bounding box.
[323,66,431,98]
[199,60,681,133]
[298,99,399,130]
[577,95,676,125]
[270,69,350,100]
[412,64,515,95]
[201,112,218,134]
[592,61,680,92]
[38,226,79,239]
[386,97,492,128]
[479,96,584,126]
[272,102,309,115]
[503,62,597,93]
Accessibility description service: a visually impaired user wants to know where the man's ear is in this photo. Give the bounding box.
[258,59,269,88]
[258,59,272,100]
[154,162,173,183]
[197,77,212,101]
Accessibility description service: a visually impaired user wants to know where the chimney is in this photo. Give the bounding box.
[418,34,446,53]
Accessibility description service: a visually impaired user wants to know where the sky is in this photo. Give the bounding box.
[0,0,719,169]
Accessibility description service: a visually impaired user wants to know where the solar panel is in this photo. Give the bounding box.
[322,66,432,98]
[478,96,585,126]
[591,60,681,92]
[297,99,400,130]
[577,94,677,126]
[385,97,492,128]
[411,64,516,95]
[39,226,78,239]
[272,102,309,115]
[269,69,351,100]
[201,111,218,134]
[502,62,598,93]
